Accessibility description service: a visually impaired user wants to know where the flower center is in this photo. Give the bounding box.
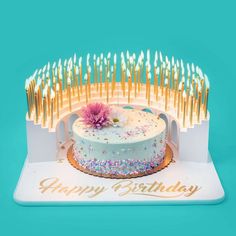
[113,118,119,123]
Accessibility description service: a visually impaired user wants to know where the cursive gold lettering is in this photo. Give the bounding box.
[39,177,107,198]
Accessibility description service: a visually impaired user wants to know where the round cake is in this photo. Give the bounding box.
[70,105,167,178]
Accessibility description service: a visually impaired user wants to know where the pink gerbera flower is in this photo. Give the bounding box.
[79,103,111,129]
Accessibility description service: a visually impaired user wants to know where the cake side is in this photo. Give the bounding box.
[71,106,167,177]
[72,108,166,161]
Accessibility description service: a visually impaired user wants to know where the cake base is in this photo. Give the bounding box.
[67,144,173,179]
[14,142,225,205]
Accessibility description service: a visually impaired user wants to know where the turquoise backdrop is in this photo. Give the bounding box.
[0,0,235,235]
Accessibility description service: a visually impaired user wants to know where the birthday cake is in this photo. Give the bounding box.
[70,103,167,178]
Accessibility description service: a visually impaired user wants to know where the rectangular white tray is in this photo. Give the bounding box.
[14,152,224,205]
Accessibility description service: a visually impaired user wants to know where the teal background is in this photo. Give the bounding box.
[0,0,235,235]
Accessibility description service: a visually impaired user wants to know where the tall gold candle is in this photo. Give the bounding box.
[145,64,149,99]
[197,90,202,123]
[37,81,42,115]
[190,92,194,126]
[25,80,31,119]
[34,86,39,123]
[177,83,182,118]
[156,67,159,102]
[93,54,97,88]
[183,91,186,127]
[46,82,51,116]
[106,72,110,103]
[99,65,102,97]
[75,66,80,101]
[67,77,72,111]
[88,66,91,98]
[134,65,138,97]
[204,88,209,119]
[122,65,126,97]
[113,54,117,92]
[59,76,63,108]
[186,79,190,114]
[171,56,175,90]
[174,72,178,107]
[50,90,55,129]
[167,64,171,98]
[56,83,60,119]
[79,57,83,94]
[165,78,168,111]
[194,80,199,113]
[138,66,141,92]
[85,74,88,104]
[154,66,157,95]
[181,78,185,112]
[52,76,56,112]
[96,57,100,91]
[127,70,131,104]
[111,67,114,96]
[42,88,47,127]
[161,63,166,96]
[204,75,210,119]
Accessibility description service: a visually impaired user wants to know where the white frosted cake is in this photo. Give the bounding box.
[71,103,167,178]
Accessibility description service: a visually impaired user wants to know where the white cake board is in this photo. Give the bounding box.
[14,143,224,205]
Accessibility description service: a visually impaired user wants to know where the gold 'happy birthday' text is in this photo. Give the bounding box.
[38,177,201,199]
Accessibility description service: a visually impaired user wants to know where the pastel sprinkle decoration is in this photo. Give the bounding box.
[73,145,165,176]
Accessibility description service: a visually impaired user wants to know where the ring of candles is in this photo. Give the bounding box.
[25,50,210,130]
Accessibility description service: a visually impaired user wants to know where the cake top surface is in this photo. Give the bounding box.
[73,108,166,144]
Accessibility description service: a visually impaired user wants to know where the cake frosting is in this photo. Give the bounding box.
[72,106,167,177]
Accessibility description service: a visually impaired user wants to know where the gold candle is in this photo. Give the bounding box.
[85,74,88,104]
[167,64,171,98]
[47,82,51,116]
[123,68,126,97]
[171,56,175,90]
[113,54,117,92]
[79,57,83,94]
[37,81,42,115]
[161,63,165,96]
[190,92,194,126]
[111,66,114,97]
[93,54,97,88]
[197,90,202,123]
[99,65,102,97]
[34,86,39,123]
[42,88,47,127]
[67,77,72,111]
[56,83,60,119]
[96,57,99,91]
[127,70,131,104]
[181,77,185,112]
[25,80,31,119]
[194,79,199,112]
[174,72,178,107]
[106,72,110,103]
[88,66,91,98]
[147,73,151,106]
[154,66,157,95]
[165,78,168,111]
[134,65,138,97]
[50,90,55,129]
[59,77,63,108]
[154,67,158,102]
[145,64,149,99]
[75,66,80,101]
[186,79,190,114]
[204,88,209,119]
[177,82,182,118]
[204,75,210,119]
[138,65,141,92]
[183,91,186,127]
